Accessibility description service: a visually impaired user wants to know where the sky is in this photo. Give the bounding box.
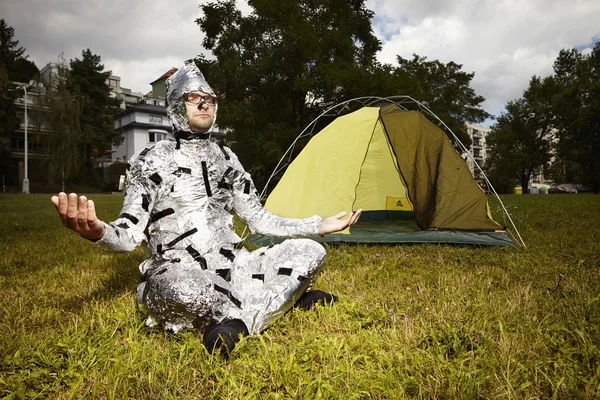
[1,0,599,125]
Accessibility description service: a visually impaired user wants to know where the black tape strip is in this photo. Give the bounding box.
[116,222,130,229]
[201,161,212,197]
[177,167,191,175]
[244,179,251,194]
[219,248,235,262]
[229,294,241,308]
[175,136,181,150]
[157,244,164,254]
[149,172,162,185]
[218,180,232,190]
[167,228,198,247]
[218,167,234,189]
[278,267,293,276]
[214,284,241,308]
[213,284,228,295]
[139,147,150,157]
[297,275,307,282]
[186,245,207,269]
[216,268,232,282]
[119,213,139,224]
[156,268,168,276]
[142,194,150,212]
[149,208,175,224]
[219,145,230,160]
[172,258,181,263]
[252,274,265,282]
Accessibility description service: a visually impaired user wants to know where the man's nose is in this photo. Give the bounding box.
[197,101,208,110]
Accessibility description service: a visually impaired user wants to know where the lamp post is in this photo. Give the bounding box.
[19,80,45,194]
[19,83,30,194]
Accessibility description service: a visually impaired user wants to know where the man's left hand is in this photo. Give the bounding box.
[318,209,362,236]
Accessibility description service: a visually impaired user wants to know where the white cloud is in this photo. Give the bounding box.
[367,0,600,119]
[0,0,207,93]
[1,0,599,121]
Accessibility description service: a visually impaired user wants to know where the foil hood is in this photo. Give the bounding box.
[166,59,218,134]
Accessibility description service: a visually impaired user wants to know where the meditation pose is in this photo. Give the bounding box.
[51,60,361,357]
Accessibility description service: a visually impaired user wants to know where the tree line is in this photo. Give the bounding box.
[194,0,490,190]
[486,42,600,194]
[0,19,120,190]
[3,0,596,195]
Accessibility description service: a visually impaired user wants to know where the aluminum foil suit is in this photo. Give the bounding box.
[98,59,326,334]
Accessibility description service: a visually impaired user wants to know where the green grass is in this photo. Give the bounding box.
[1,193,599,399]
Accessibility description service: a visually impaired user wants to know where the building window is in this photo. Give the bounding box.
[117,119,122,128]
[149,115,163,124]
[148,132,166,143]
[108,79,118,87]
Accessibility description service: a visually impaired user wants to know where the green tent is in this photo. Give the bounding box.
[248,103,517,247]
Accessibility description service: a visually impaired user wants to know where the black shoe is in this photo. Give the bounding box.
[294,290,338,310]
[202,319,249,359]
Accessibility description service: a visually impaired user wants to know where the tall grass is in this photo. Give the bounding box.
[1,194,599,399]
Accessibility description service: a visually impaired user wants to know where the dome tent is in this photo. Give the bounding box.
[248,97,524,247]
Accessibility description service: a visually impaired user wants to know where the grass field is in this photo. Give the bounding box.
[1,193,599,399]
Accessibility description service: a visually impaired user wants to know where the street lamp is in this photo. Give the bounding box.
[19,80,45,194]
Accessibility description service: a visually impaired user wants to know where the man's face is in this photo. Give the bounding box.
[184,91,216,133]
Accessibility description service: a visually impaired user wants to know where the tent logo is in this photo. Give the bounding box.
[396,200,403,207]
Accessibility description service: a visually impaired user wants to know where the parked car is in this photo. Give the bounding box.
[548,187,571,194]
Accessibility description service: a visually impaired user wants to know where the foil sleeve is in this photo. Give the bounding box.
[98,146,160,252]
[229,150,322,237]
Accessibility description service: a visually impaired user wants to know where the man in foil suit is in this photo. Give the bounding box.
[51,59,361,357]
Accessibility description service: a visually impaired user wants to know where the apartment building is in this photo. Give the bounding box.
[464,123,490,187]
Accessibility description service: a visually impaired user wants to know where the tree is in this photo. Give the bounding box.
[389,55,491,148]
[196,0,381,190]
[68,49,121,183]
[0,19,38,82]
[0,64,20,140]
[485,76,557,194]
[42,58,82,191]
[552,42,600,193]
[0,19,39,140]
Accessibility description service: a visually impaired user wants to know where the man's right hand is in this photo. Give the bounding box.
[51,192,106,240]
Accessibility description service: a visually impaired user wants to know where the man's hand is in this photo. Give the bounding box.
[51,192,106,240]
[318,209,362,236]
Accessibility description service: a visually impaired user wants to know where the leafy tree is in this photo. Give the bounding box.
[485,76,557,194]
[196,0,381,190]
[42,59,82,191]
[68,49,121,183]
[552,42,600,193]
[390,55,490,148]
[0,19,39,140]
[0,134,11,187]
[0,64,20,140]
[0,18,38,82]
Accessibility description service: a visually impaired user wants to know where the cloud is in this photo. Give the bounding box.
[1,0,599,121]
[0,0,208,93]
[366,0,600,119]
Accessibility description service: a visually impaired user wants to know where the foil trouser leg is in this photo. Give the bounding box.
[138,264,236,333]
[230,238,327,334]
[137,239,326,334]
